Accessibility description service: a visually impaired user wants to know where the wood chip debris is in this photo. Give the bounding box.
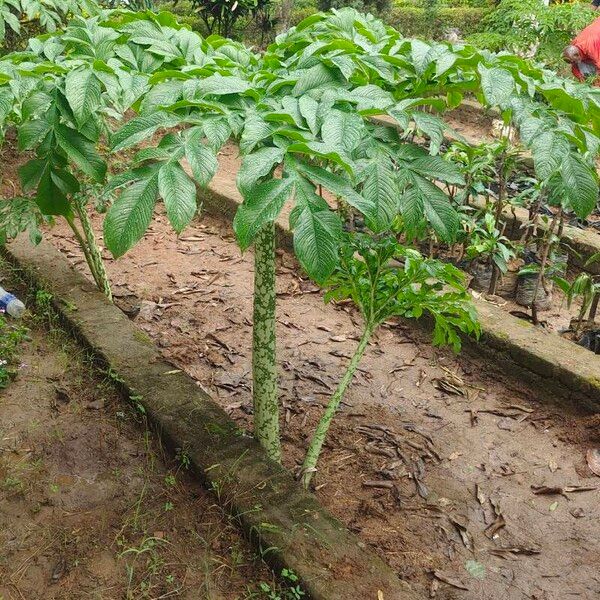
[531,484,597,497]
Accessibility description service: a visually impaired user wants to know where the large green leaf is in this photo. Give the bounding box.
[291,179,342,283]
[104,174,159,258]
[195,74,250,96]
[237,146,285,193]
[240,115,273,154]
[321,109,363,155]
[158,162,197,233]
[35,162,73,217]
[560,154,598,219]
[406,155,465,185]
[299,95,319,134]
[293,63,341,95]
[139,80,182,114]
[233,177,295,251]
[19,159,46,194]
[184,139,218,187]
[361,161,398,233]
[530,131,570,181]
[18,119,51,151]
[401,174,458,242]
[412,112,446,155]
[478,65,515,109]
[295,162,378,226]
[65,68,101,126]
[54,124,107,182]
[111,112,180,152]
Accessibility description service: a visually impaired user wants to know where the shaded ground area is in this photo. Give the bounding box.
[0,269,278,600]
[43,207,600,599]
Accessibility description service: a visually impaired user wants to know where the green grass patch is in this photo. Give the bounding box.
[0,313,28,389]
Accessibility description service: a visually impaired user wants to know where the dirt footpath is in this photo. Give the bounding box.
[0,276,275,600]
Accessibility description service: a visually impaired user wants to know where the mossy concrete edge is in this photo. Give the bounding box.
[2,239,419,600]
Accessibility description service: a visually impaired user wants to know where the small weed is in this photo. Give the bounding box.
[0,314,28,389]
[2,476,24,493]
[175,447,191,470]
[129,394,146,415]
[164,474,176,487]
[33,289,54,323]
[163,501,173,512]
[249,569,305,600]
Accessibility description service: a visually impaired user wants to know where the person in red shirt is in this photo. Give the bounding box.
[563,17,600,84]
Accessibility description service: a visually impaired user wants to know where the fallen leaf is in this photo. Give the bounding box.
[433,377,464,396]
[449,516,473,551]
[548,459,558,473]
[531,485,563,496]
[432,570,469,591]
[489,546,541,557]
[362,480,395,489]
[563,485,597,493]
[532,484,596,496]
[51,556,66,581]
[378,591,384,600]
[586,448,600,477]
[475,484,486,505]
[329,335,347,342]
[549,501,559,512]
[484,513,506,538]
[570,507,585,519]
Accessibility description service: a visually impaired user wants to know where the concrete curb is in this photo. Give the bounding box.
[200,166,600,412]
[2,238,419,600]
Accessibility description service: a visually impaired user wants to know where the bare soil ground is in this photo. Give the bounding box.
[39,205,600,600]
[0,269,277,600]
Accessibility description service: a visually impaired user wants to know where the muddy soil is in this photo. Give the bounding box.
[0,271,277,599]
[38,203,600,600]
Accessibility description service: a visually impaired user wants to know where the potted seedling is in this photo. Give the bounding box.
[554,253,600,339]
[466,212,516,296]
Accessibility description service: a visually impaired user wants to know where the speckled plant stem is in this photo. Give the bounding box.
[252,221,280,462]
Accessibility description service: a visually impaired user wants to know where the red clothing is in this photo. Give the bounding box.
[571,17,600,83]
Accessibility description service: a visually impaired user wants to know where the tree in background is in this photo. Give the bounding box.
[175,0,274,37]
[317,0,390,16]
[470,0,597,68]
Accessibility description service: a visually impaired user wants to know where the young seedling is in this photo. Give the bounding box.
[301,233,480,488]
[555,253,600,333]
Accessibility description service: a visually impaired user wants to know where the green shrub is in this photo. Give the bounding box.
[478,0,596,68]
[443,0,493,8]
[175,13,207,34]
[389,6,489,38]
[318,0,391,14]
[464,31,507,52]
[290,5,319,25]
